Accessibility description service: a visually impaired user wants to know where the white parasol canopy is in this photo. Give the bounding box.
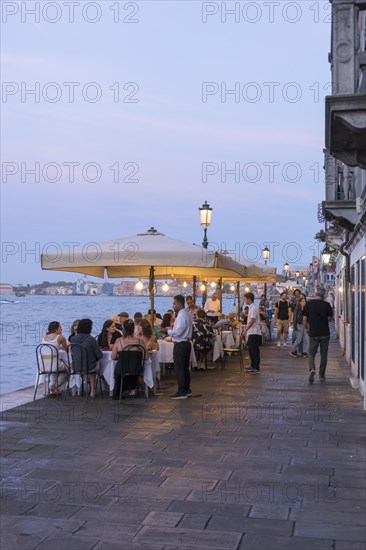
[41,227,248,280]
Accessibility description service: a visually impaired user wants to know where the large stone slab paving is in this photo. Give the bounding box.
[1,340,365,549]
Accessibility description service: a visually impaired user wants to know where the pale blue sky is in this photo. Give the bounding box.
[1,1,330,284]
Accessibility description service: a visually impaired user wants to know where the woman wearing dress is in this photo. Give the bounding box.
[40,321,69,397]
[111,319,147,397]
[97,320,120,351]
[71,318,103,398]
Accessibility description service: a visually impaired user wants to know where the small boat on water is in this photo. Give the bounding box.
[0,299,20,304]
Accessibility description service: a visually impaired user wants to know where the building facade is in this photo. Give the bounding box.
[322,0,366,399]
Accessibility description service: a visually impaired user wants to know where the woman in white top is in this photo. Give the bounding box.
[41,321,69,396]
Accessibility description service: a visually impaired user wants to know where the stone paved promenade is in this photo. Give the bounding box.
[1,339,365,549]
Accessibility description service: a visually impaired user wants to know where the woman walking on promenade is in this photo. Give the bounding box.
[290,294,309,358]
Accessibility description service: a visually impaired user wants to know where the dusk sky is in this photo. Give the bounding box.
[1,1,330,284]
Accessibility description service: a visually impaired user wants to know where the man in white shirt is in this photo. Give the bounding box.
[204,293,221,324]
[186,295,199,320]
[242,292,262,374]
[162,295,193,399]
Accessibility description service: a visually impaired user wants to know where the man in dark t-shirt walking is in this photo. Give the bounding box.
[303,288,333,384]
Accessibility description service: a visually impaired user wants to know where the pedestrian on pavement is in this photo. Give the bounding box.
[303,288,333,384]
[290,294,309,358]
[274,292,291,347]
[242,292,262,374]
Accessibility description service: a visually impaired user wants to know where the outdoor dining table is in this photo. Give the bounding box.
[156,340,197,369]
[92,351,154,393]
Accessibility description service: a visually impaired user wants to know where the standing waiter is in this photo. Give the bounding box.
[161,295,193,400]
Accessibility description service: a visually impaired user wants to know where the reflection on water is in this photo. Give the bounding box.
[0,295,238,394]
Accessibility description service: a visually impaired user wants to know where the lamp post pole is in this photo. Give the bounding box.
[262,246,270,298]
[199,201,213,307]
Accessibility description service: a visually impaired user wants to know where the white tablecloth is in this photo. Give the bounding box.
[212,336,224,362]
[43,350,154,392]
[156,340,197,368]
[221,331,236,348]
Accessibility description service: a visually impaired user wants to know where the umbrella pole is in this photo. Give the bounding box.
[218,277,223,311]
[237,282,241,319]
[149,266,155,321]
[193,276,196,304]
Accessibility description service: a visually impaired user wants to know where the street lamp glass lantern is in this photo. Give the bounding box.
[321,245,332,265]
[262,246,270,264]
[199,201,212,228]
[284,263,289,272]
[295,271,300,278]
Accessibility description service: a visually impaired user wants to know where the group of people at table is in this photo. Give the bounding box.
[39,293,252,399]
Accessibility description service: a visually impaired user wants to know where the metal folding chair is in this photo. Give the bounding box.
[34,344,69,400]
[114,344,146,401]
[222,331,245,371]
[67,342,104,400]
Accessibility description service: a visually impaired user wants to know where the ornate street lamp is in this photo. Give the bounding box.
[262,246,270,265]
[199,200,213,249]
[284,262,289,281]
[321,245,332,266]
[262,246,270,296]
[199,201,212,306]
[295,270,300,284]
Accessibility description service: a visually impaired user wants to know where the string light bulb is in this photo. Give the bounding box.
[135,280,143,291]
[162,282,169,292]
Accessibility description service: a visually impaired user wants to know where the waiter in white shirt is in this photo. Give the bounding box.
[242,292,262,374]
[204,292,221,324]
[161,294,193,400]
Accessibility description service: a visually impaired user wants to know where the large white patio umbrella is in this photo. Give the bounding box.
[41,227,248,313]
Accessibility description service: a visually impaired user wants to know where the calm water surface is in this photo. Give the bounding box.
[0,294,238,394]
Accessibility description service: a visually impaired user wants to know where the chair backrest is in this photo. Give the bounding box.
[115,344,145,377]
[68,342,90,374]
[36,343,59,374]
